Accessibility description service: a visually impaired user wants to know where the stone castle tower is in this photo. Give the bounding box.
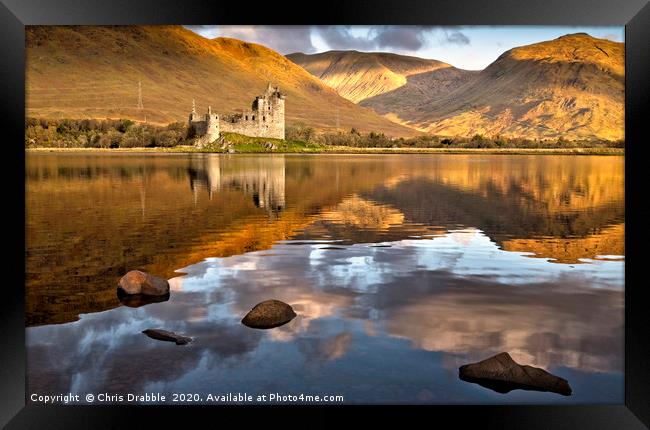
[189,83,285,147]
[189,100,220,147]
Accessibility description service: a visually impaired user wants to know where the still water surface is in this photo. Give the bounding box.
[26,153,624,404]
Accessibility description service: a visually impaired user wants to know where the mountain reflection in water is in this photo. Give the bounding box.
[26,153,623,403]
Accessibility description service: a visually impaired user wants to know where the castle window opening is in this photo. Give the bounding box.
[245,115,248,120]
[252,115,255,120]
[263,116,266,121]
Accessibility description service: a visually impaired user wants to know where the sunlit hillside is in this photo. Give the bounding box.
[287,50,473,103]
[288,50,477,130]
[26,26,419,137]
[291,34,624,141]
[408,33,624,141]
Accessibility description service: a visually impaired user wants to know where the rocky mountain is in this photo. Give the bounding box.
[286,50,474,104]
[25,26,418,137]
[357,66,478,127]
[408,33,624,141]
[290,34,624,141]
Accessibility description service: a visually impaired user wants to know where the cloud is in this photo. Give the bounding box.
[441,29,470,45]
[372,26,429,50]
[185,25,472,56]
[313,26,376,51]
[600,33,622,42]
[314,26,471,53]
[185,25,316,54]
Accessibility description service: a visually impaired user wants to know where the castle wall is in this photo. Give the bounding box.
[190,110,219,147]
[220,91,285,140]
[191,120,208,136]
[220,112,284,140]
[190,84,285,145]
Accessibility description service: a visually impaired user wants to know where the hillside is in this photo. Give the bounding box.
[286,51,469,104]
[25,26,419,137]
[359,66,479,127]
[408,33,624,141]
[290,34,624,142]
[287,50,477,129]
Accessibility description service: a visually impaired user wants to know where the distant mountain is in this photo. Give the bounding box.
[26,26,418,137]
[406,33,624,141]
[286,51,473,103]
[290,34,624,141]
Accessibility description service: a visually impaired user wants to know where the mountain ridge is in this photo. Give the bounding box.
[286,50,468,104]
[409,33,624,141]
[289,33,624,141]
[26,25,419,137]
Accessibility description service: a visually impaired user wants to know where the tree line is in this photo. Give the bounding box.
[286,124,624,149]
[25,118,190,148]
[25,118,624,149]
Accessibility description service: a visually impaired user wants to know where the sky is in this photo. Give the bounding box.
[185,25,624,70]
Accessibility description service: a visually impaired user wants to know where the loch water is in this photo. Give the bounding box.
[26,153,624,404]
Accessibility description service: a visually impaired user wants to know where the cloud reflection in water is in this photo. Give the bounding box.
[27,229,623,403]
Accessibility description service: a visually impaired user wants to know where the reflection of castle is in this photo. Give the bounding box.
[189,83,286,146]
[189,156,285,214]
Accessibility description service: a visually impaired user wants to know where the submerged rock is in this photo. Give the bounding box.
[241,299,297,329]
[118,270,170,296]
[459,352,572,396]
[142,329,192,345]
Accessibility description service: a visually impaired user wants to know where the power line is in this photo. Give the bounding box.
[137,80,144,110]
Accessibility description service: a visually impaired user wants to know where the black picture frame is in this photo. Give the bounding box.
[2,0,648,428]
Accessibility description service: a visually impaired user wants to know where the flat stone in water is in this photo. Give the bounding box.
[459,352,572,396]
[241,299,297,329]
[142,329,192,345]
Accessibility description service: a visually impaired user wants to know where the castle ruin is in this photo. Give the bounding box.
[189,83,286,146]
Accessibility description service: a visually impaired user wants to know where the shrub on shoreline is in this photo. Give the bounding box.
[26,119,624,149]
[25,118,191,149]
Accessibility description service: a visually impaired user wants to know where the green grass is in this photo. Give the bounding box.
[195,132,325,153]
[25,131,624,156]
[27,146,624,156]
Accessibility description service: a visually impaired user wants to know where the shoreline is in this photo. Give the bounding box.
[26,146,625,155]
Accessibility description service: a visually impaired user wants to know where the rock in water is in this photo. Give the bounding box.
[241,299,297,329]
[142,329,192,345]
[118,270,170,296]
[459,352,572,396]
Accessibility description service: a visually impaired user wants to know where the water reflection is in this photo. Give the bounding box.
[26,153,623,403]
[189,156,286,214]
[117,291,170,308]
[27,231,623,403]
